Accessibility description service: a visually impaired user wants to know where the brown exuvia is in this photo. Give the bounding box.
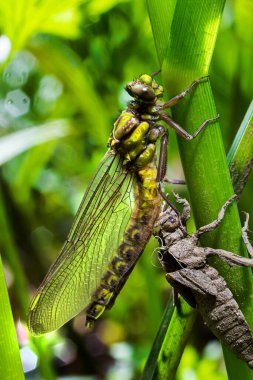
[155,193,253,369]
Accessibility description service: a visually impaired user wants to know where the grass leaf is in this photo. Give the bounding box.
[0,120,72,165]
[0,253,24,379]
[147,0,253,378]
[228,101,253,196]
[0,0,83,54]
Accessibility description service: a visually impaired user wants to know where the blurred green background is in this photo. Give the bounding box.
[0,0,252,379]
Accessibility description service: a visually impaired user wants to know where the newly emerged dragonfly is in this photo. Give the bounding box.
[28,73,217,335]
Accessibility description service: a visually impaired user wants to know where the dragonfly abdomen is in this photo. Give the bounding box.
[85,161,161,326]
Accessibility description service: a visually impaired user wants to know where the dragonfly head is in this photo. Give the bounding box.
[125,73,164,103]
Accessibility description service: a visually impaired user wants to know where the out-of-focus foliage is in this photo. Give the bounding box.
[177,342,227,380]
[0,0,83,52]
[0,0,252,379]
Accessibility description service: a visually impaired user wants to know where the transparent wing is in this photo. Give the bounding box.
[28,150,134,334]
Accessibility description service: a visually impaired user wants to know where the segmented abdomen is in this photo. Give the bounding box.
[194,266,253,368]
[85,161,161,325]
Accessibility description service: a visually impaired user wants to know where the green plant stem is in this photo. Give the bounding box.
[147,0,253,379]
[0,186,29,319]
[141,296,196,380]
[142,114,253,378]
[170,81,253,380]
[0,254,25,380]
[0,186,56,379]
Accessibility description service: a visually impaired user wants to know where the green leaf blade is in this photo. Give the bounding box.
[228,100,253,196]
[146,1,253,378]
[0,255,25,380]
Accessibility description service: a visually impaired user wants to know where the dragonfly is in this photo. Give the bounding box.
[28,72,217,335]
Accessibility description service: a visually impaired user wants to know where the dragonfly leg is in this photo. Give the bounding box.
[164,178,186,185]
[158,188,182,218]
[160,76,209,110]
[157,128,168,183]
[194,195,237,238]
[156,130,182,217]
[151,69,161,78]
[159,112,220,140]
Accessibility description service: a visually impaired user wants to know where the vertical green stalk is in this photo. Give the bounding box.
[0,187,29,319]
[142,112,253,378]
[0,254,25,380]
[0,187,56,379]
[147,0,253,378]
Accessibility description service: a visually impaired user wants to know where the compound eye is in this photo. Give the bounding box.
[126,82,156,101]
[140,85,156,101]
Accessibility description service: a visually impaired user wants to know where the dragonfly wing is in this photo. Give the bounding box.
[28,150,134,334]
